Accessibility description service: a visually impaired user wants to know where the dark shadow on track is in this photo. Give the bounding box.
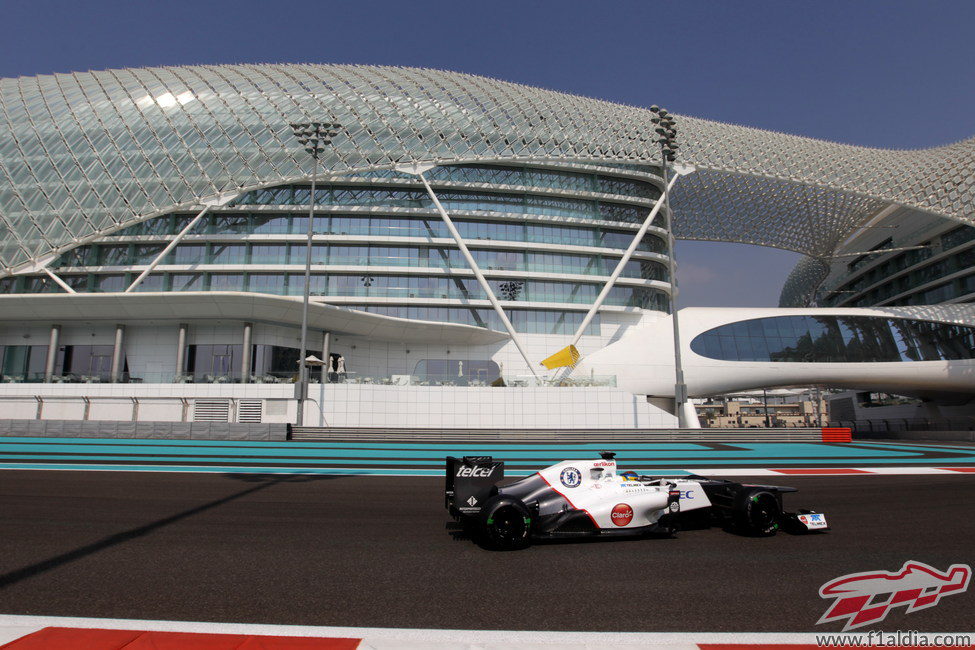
[0,473,336,590]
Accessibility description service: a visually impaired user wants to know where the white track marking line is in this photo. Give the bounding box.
[0,624,44,645]
[686,467,969,476]
[861,466,965,474]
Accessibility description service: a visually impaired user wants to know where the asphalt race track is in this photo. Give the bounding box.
[1,470,973,633]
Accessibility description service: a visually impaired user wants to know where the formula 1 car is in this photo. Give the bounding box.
[445,452,828,550]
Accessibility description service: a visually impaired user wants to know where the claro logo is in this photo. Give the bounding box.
[455,465,494,478]
[611,503,633,526]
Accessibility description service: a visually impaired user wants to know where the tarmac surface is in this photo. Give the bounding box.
[1,469,973,633]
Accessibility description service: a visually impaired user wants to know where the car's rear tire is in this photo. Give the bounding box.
[478,496,532,550]
[732,488,781,536]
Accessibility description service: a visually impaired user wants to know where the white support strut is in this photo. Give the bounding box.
[42,267,77,294]
[568,172,682,348]
[405,165,539,379]
[125,205,211,292]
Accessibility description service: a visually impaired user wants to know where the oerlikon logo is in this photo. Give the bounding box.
[817,561,971,631]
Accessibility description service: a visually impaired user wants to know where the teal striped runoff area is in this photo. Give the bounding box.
[0,437,973,476]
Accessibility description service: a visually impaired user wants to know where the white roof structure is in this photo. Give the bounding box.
[0,292,509,344]
[2,63,973,276]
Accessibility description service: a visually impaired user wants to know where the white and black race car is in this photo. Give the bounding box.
[445,452,828,550]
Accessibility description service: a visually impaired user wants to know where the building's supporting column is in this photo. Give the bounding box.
[42,268,76,293]
[321,331,331,382]
[125,205,211,293]
[569,172,681,348]
[319,331,331,426]
[241,322,253,383]
[110,324,125,383]
[814,385,824,427]
[44,324,61,383]
[398,163,538,379]
[680,400,702,429]
[174,323,188,382]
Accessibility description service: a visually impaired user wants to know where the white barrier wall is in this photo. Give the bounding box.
[308,385,677,429]
[0,383,679,428]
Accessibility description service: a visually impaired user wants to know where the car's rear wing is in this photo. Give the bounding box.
[445,456,504,517]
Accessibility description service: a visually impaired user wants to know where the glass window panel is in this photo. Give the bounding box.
[170,272,204,291]
[209,273,245,291]
[248,274,286,294]
[170,244,206,265]
[690,315,975,363]
[98,245,130,265]
[132,274,165,292]
[94,275,126,292]
[209,244,247,264]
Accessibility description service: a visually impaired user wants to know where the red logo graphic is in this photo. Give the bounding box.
[817,561,971,630]
[611,503,633,526]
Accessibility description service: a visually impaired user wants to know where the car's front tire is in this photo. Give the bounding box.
[732,488,781,536]
[478,496,532,550]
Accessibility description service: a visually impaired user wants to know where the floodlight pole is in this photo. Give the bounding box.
[650,105,691,427]
[397,163,539,380]
[290,121,341,425]
[661,160,689,426]
[296,153,317,425]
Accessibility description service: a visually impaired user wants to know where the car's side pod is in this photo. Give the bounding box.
[445,456,504,517]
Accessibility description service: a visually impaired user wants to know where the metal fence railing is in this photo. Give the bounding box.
[830,417,975,433]
[290,426,827,443]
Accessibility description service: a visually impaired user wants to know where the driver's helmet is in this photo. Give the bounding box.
[620,471,640,482]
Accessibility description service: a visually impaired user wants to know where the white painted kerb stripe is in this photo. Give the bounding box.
[1,614,970,648]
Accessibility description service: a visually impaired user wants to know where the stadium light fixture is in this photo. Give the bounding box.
[289,121,342,425]
[650,106,691,426]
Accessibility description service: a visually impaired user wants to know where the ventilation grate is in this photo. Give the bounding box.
[193,399,231,422]
[237,399,263,423]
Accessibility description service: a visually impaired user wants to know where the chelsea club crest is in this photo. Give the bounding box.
[560,467,582,488]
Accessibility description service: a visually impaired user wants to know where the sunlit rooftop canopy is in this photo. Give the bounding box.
[1,63,972,276]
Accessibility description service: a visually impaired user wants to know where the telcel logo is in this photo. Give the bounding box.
[456,466,493,478]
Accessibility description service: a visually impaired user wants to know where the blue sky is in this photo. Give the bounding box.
[3,0,973,307]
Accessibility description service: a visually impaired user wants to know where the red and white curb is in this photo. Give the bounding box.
[0,616,970,649]
[685,466,975,476]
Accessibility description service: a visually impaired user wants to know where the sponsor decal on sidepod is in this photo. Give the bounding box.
[611,503,633,526]
[817,561,971,630]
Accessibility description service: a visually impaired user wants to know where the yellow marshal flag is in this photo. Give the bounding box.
[540,345,580,369]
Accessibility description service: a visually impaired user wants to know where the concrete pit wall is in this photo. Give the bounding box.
[0,419,287,441]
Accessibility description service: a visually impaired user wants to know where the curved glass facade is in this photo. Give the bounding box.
[100,213,667,253]
[4,63,973,276]
[690,315,975,363]
[821,224,975,308]
[2,162,670,334]
[347,163,662,198]
[229,186,658,224]
[46,243,667,281]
